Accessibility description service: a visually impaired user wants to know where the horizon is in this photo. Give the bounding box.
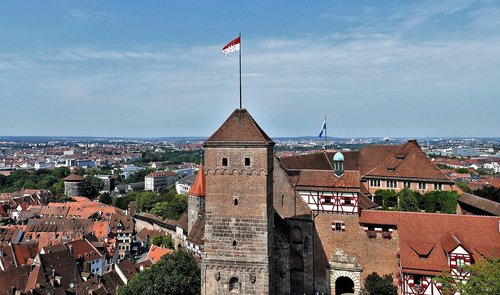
[1,1,499,137]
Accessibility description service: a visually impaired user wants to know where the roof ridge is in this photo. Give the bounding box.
[204,109,274,145]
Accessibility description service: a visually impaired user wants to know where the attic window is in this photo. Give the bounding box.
[222,158,228,166]
[244,158,251,166]
[395,153,407,160]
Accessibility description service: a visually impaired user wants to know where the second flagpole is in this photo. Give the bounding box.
[239,33,242,109]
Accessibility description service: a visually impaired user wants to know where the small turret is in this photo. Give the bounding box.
[333,152,344,177]
[187,163,205,234]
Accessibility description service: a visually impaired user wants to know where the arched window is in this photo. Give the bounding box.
[291,254,304,272]
[229,277,239,292]
[291,226,303,244]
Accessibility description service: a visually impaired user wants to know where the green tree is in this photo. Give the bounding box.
[473,185,500,203]
[50,179,65,196]
[151,235,173,249]
[99,193,112,205]
[454,168,470,174]
[397,188,419,212]
[150,195,188,220]
[436,257,500,295]
[118,250,200,295]
[362,272,398,295]
[135,191,162,212]
[456,182,472,194]
[83,175,104,198]
[374,189,397,210]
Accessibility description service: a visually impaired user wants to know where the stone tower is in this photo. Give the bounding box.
[187,163,206,233]
[201,109,275,294]
[64,173,85,197]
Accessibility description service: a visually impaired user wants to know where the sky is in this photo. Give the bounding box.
[0,0,499,138]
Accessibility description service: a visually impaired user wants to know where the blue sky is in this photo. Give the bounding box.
[0,0,499,137]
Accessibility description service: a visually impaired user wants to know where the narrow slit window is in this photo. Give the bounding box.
[244,157,251,166]
[222,157,228,166]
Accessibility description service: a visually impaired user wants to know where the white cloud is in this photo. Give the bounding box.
[68,10,106,21]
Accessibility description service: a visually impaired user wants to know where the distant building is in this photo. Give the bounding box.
[64,173,85,197]
[34,162,54,170]
[120,164,142,179]
[97,175,116,193]
[175,174,196,195]
[144,171,180,193]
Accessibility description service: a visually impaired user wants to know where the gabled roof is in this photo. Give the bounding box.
[187,210,205,246]
[176,213,188,233]
[359,211,500,275]
[362,140,452,182]
[188,164,206,197]
[458,193,500,216]
[204,108,274,146]
[146,245,173,264]
[290,170,360,191]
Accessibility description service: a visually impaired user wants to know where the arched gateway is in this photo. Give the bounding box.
[335,276,354,295]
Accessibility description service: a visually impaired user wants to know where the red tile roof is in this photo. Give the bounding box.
[359,211,500,275]
[204,109,274,146]
[66,238,103,261]
[363,140,452,182]
[146,244,173,263]
[458,193,500,216]
[64,174,85,181]
[188,164,206,197]
[290,170,360,191]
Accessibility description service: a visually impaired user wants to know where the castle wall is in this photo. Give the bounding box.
[313,213,400,293]
[202,145,274,295]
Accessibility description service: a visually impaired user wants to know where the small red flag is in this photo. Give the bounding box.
[222,37,241,56]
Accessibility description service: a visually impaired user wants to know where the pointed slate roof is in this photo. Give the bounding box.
[188,164,206,197]
[204,108,274,146]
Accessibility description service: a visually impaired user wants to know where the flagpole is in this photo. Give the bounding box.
[324,115,327,150]
[239,33,242,109]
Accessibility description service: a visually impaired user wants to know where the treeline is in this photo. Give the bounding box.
[104,186,187,220]
[133,148,201,164]
[0,167,70,193]
[375,188,458,213]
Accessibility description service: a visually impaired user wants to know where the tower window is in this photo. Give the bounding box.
[234,199,238,206]
[222,157,228,166]
[232,240,237,246]
[229,277,239,292]
[244,157,251,166]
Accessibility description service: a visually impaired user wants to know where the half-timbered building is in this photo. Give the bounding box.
[359,211,500,295]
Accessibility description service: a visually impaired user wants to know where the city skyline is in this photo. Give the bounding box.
[1,0,499,138]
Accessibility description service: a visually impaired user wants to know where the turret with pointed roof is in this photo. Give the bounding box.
[187,164,206,234]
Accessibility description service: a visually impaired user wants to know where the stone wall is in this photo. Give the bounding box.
[202,145,274,294]
[313,213,400,293]
[188,195,204,233]
[64,181,83,197]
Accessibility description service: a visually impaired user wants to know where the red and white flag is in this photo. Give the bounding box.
[222,36,240,56]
